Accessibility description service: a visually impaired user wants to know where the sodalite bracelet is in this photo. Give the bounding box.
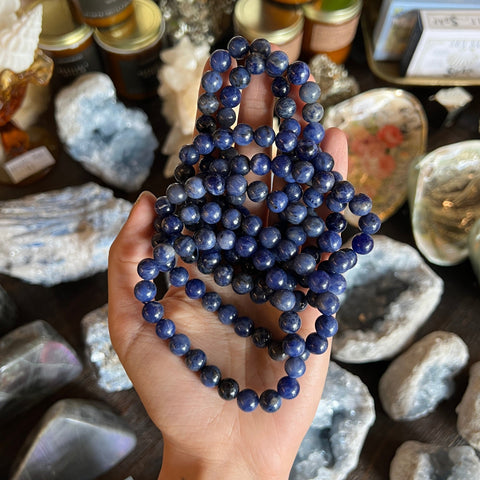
[134,36,381,413]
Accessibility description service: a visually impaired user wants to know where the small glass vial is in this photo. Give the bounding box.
[233,0,305,62]
[93,0,165,100]
[302,0,362,64]
[35,0,103,88]
[72,0,134,28]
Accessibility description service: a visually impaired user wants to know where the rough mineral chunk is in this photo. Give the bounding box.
[0,320,83,422]
[333,235,444,363]
[82,304,132,392]
[379,331,469,421]
[456,361,480,450]
[10,398,137,480]
[0,182,131,286]
[290,361,375,480]
[55,73,159,192]
[390,441,480,480]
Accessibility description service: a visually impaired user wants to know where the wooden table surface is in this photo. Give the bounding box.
[1,27,479,480]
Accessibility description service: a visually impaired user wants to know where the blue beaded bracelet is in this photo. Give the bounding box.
[134,36,381,413]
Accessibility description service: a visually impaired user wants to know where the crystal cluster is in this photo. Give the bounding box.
[81,304,133,392]
[333,235,444,363]
[55,73,159,192]
[0,182,131,286]
[290,362,375,480]
[379,331,469,421]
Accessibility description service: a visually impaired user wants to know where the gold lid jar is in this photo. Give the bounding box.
[71,0,134,28]
[233,0,305,61]
[93,0,165,100]
[302,0,362,64]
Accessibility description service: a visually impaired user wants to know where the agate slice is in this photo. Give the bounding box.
[323,88,427,223]
[290,361,375,480]
[409,140,480,266]
[379,331,469,421]
[333,235,443,363]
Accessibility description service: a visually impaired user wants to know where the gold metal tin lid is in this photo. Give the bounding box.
[234,0,304,45]
[303,0,362,24]
[93,0,164,54]
[31,0,93,51]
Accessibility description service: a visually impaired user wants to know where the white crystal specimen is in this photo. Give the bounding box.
[82,304,132,392]
[379,331,469,421]
[0,183,131,286]
[456,361,480,450]
[290,362,375,480]
[333,235,444,363]
[0,3,42,73]
[390,441,480,480]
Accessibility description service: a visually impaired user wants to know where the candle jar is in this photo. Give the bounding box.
[93,0,165,100]
[71,0,134,28]
[233,0,305,62]
[302,0,362,64]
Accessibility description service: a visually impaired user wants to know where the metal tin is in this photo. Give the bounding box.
[93,0,165,99]
[72,0,134,28]
[233,0,305,61]
[302,0,362,63]
[33,0,103,85]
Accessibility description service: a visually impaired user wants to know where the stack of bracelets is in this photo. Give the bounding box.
[133,36,381,413]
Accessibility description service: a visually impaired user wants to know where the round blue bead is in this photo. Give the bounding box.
[303,187,323,208]
[265,50,289,76]
[200,365,221,387]
[193,228,217,251]
[317,230,342,252]
[195,114,216,133]
[166,183,187,205]
[227,35,250,59]
[285,225,307,247]
[142,301,164,323]
[292,160,315,183]
[277,376,300,399]
[210,49,231,72]
[226,174,248,196]
[174,163,195,183]
[220,85,241,108]
[161,214,183,235]
[276,239,297,262]
[155,318,175,339]
[252,248,276,271]
[283,182,303,202]
[185,349,207,371]
[352,233,374,254]
[169,333,190,356]
[234,316,254,337]
[275,130,298,152]
[245,52,265,74]
[305,333,328,354]
[280,118,301,135]
[292,252,316,276]
[325,195,347,213]
[185,278,206,299]
[249,153,269,175]
[179,205,201,225]
[311,151,334,173]
[213,128,234,150]
[259,389,282,413]
[358,212,381,234]
[197,93,219,115]
[326,272,346,295]
[307,270,330,293]
[217,107,236,128]
[302,102,324,123]
[266,267,288,290]
[331,180,355,203]
[279,311,301,333]
[184,176,206,200]
[154,196,173,218]
[242,215,263,236]
[232,123,254,146]
[315,314,338,337]
[328,249,353,273]
[137,258,161,280]
[218,304,238,325]
[314,291,340,315]
[267,191,289,213]
[287,61,310,85]
[193,132,214,154]
[349,193,372,216]
[270,289,296,311]
[250,38,271,57]
[173,235,197,259]
[229,66,251,89]
[259,226,281,248]
[232,273,254,294]
[299,81,321,103]
[303,122,325,144]
[254,125,275,147]
[303,215,325,238]
[282,333,305,357]
[216,229,236,250]
[252,327,272,347]
[325,212,347,232]
[201,70,222,93]
[285,357,306,378]
[153,243,175,264]
[218,378,240,400]
[213,264,234,286]
[271,154,292,178]
[271,76,290,97]
[204,173,225,196]
[201,201,222,224]
[202,291,222,312]
[222,208,242,229]
[235,235,257,257]
[275,97,296,119]
[296,139,319,162]
[284,202,308,225]
[179,144,200,165]
[247,180,269,202]
[197,249,221,274]
[169,266,189,287]
[237,389,259,412]
[209,159,230,177]
[231,154,250,175]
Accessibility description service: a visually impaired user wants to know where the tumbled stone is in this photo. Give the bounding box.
[468,217,480,285]
[333,235,444,363]
[0,283,17,335]
[55,72,159,192]
[379,331,469,421]
[456,361,480,450]
[0,182,131,286]
[390,441,480,480]
[409,140,480,266]
[81,304,132,392]
[0,320,83,422]
[290,361,375,480]
[10,398,137,480]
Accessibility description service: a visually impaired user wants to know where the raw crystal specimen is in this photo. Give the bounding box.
[409,140,480,266]
[468,217,480,284]
[379,331,469,421]
[456,361,480,450]
[0,283,17,335]
[290,362,375,480]
[0,182,131,286]
[10,398,137,480]
[55,73,159,192]
[390,441,480,480]
[0,320,82,422]
[82,304,132,392]
[333,235,444,363]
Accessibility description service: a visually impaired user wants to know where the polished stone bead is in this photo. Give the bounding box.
[259,389,282,412]
[252,327,272,348]
[213,264,234,286]
[306,333,328,354]
[209,48,231,72]
[202,292,222,312]
[201,70,223,93]
[285,356,306,378]
[245,52,265,74]
[229,66,251,89]
[200,365,221,387]
[270,289,296,311]
[185,349,207,371]
[287,61,310,85]
[299,81,321,103]
[275,97,296,119]
[220,85,241,108]
[10,398,136,480]
[237,388,259,412]
[282,333,305,358]
[169,333,191,356]
[265,50,289,76]
[155,318,176,339]
[218,378,240,400]
[185,279,206,299]
[302,102,324,122]
[197,92,219,115]
[143,300,165,322]
[303,121,325,144]
[277,376,300,399]
[251,38,271,57]
[227,35,250,59]
[217,304,238,325]
[0,320,83,422]
[280,117,301,135]
[234,316,254,337]
[254,125,275,147]
[271,76,290,97]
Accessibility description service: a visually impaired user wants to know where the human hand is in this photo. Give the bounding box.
[108,45,348,480]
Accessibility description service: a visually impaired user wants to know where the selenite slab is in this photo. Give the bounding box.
[333,235,444,363]
[379,331,469,421]
[0,320,82,422]
[0,283,17,335]
[10,398,137,480]
[0,182,131,286]
[81,304,132,392]
[55,72,159,192]
[290,361,375,480]
[390,441,480,480]
[456,361,480,450]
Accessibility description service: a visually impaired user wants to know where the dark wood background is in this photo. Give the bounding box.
[1,19,479,480]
